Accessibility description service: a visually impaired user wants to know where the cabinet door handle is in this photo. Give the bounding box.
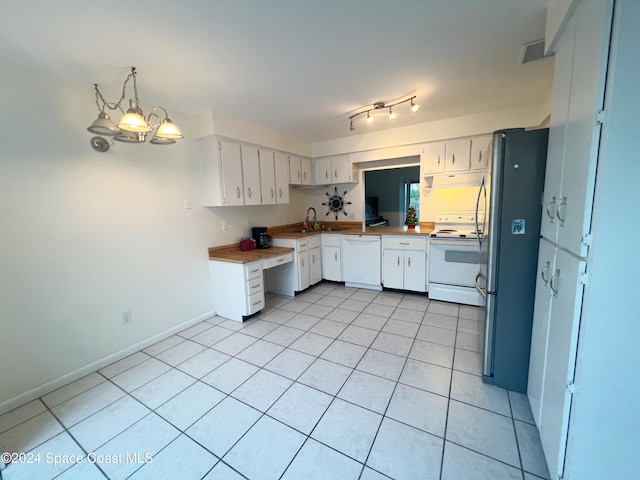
[546,196,556,221]
[303,171,307,180]
[334,169,338,179]
[556,196,567,226]
[248,187,252,198]
[438,155,441,166]
[408,256,411,267]
[300,243,307,248]
[271,188,274,199]
[250,268,260,274]
[277,258,284,262]
[334,252,338,261]
[399,242,410,245]
[397,256,400,266]
[312,254,316,263]
[301,258,305,267]
[541,261,551,286]
[452,154,455,165]
[251,284,261,289]
[278,188,282,198]
[252,300,262,306]
[325,170,328,179]
[236,187,241,198]
[550,269,560,297]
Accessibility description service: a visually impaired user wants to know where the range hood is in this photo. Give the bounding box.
[423,171,484,189]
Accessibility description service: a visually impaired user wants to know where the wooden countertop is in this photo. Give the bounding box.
[269,222,435,239]
[208,245,294,264]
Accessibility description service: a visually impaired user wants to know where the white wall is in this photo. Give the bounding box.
[0,65,310,413]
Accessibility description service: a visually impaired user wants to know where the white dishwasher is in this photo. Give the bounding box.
[341,235,382,290]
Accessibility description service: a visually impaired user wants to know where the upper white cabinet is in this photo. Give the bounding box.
[540,0,610,258]
[470,135,492,171]
[421,142,446,175]
[259,148,276,205]
[198,136,291,206]
[241,145,261,206]
[314,154,353,184]
[445,138,472,173]
[274,151,290,204]
[198,137,244,206]
[290,155,312,185]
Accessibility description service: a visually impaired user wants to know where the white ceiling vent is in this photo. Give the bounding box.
[519,39,548,64]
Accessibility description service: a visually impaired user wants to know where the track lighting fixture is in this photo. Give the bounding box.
[87,67,183,151]
[348,96,419,131]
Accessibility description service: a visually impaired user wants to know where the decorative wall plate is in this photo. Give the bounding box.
[322,186,352,220]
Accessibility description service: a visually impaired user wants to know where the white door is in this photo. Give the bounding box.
[259,148,276,205]
[470,135,491,171]
[309,246,322,285]
[333,155,351,183]
[297,250,310,291]
[556,0,611,258]
[382,249,404,289]
[527,238,556,425]
[219,139,244,206]
[404,251,426,292]
[274,151,290,204]
[540,15,574,242]
[314,158,331,184]
[445,138,471,173]
[322,246,341,282]
[539,248,586,479]
[421,142,446,175]
[241,145,261,206]
[300,157,312,185]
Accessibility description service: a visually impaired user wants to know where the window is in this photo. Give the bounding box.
[404,181,420,219]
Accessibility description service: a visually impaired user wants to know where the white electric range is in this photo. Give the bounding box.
[429,212,487,306]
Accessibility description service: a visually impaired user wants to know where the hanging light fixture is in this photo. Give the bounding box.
[87,67,183,148]
[348,96,419,131]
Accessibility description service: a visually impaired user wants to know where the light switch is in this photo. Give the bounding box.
[184,197,193,209]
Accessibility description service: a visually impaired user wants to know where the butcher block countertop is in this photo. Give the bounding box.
[268,222,435,239]
[208,245,294,264]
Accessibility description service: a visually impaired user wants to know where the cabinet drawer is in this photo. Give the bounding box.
[297,239,310,251]
[246,291,265,315]
[382,236,427,250]
[244,263,263,280]
[308,236,321,249]
[322,234,341,247]
[246,276,264,295]
[263,252,293,269]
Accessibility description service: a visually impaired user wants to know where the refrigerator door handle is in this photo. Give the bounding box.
[474,271,487,298]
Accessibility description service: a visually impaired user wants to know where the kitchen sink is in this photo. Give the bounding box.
[323,227,348,231]
[288,229,314,234]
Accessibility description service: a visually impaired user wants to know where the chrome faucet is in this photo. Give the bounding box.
[305,207,317,228]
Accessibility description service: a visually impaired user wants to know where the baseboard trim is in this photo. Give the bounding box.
[0,310,216,416]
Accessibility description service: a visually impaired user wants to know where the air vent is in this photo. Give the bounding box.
[519,39,547,64]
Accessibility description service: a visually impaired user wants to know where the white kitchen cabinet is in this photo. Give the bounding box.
[241,145,261,206]
[421,142,446,175]
[314,155,353,184]
[274,151,290,204]
[209,260,265,321]
[321,234,341,282]
[289,155,312,185]
[470,135,492,171]
[541,0,610,258]
[445,138,472,173]
[269,235,321,295]
[259,148,276,205]
[309,244,322,285]
[198,137,244,206]
[382,236,428,292]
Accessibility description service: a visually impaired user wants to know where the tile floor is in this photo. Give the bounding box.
[0,283,551,480]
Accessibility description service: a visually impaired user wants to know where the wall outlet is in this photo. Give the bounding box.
[183,197,193,209]
[122,310,132,325]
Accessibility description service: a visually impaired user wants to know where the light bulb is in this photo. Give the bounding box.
[366,111,373,123]
[389,107,396,120]
[411,98,421,112]
[350,119,355,131]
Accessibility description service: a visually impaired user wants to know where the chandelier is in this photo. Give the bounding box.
[349,96,420,131]
[87,67,183,151]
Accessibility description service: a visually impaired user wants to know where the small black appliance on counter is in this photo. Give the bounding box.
[252,227,272,249]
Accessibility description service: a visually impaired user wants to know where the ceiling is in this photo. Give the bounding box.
[0,1,554,143]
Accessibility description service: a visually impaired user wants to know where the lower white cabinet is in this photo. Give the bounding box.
[382,236,428,292]
[269,236,321,295]
[321,234,342,282]
[209,260,265,321]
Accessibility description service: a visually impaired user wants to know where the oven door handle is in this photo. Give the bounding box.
[474,271,487,299]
